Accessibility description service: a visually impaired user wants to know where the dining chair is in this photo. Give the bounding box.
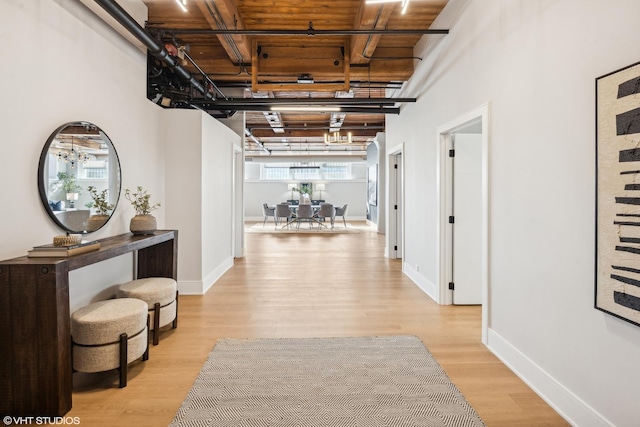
[295,204,315,230]
[316,203,335,229]
[262,203,276,228]
[334,204,349,228]
[275,203,294,229]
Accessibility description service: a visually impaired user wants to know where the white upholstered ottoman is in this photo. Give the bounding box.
[71,298,149,388]
[117,277,178,345]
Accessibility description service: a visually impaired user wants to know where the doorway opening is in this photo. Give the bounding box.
[437,104,489,344]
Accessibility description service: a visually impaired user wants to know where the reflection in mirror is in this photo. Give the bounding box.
[38,122,121,234]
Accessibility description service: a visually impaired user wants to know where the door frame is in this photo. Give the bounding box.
[437,104,490,344]
[232,144,244,258]
[386,143,404,259]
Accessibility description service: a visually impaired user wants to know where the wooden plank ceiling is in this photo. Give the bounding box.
[142,0,449,157]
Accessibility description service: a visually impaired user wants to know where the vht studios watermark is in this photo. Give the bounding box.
[3,416,80,425]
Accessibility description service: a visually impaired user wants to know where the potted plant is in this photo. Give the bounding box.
[57,171,82,208]
[293,186,313,204]
[86,186,115,231]
[125,186,161,235]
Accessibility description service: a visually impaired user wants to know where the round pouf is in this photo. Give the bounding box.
[71,298,149,388]
[117,277,178,345]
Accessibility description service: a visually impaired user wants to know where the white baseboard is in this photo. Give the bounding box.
[246,216,269,222]
[403,263,438,302]
[177,280,205,295]
[202,256,234,294]
[177,256,234,295]
[487,329,611,427]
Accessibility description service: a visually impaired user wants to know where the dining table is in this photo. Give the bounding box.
[280,203,332,229]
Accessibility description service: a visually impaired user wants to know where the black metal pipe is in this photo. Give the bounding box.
[93,0,215,101]
[187,104,401,114]
[145,27,449,36]
[210,80,403,89]
[193,97,415,106]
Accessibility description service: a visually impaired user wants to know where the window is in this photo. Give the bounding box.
[322,163,350,179]
[253,162,353,180]
[262,164,289,180]
[291,166,320,180]
[82,161,109,179]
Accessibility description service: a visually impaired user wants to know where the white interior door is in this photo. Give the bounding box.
[395,154,403,259]
[387,146,404,260]
[451,133,482,304]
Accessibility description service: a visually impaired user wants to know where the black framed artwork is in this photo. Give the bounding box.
[595,60,640,327]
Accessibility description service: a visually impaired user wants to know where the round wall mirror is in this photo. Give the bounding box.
[38,121,121,234]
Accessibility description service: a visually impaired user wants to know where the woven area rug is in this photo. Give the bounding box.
[170,336,485,427]
[246,222,360,234]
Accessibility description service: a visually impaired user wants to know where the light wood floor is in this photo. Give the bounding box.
[69,222,569,426]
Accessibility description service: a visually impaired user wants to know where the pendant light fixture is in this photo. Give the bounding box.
[57,137,90,169]
[324,131,352,144]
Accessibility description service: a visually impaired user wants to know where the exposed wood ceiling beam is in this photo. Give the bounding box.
[351,3,396,64]
[251,40,351,92]
[181,56,415,82]
[194,0,252,64]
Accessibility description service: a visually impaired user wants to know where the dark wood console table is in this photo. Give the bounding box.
[0,230,178,417]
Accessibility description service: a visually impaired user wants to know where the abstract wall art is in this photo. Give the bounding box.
[596,60,640,327]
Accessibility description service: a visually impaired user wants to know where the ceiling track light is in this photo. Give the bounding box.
[401,0,410,14]
[175,0,187,13]
[365,0,410,14]
[271,106,342,113]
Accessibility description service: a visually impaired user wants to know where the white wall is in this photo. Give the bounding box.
[2,0,164,310]
[164,109,238,294]
[201,111,237,290]
[389,0,640,425]
[3,0,238,304]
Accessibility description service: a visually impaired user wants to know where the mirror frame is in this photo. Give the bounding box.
[38,121,121,234]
